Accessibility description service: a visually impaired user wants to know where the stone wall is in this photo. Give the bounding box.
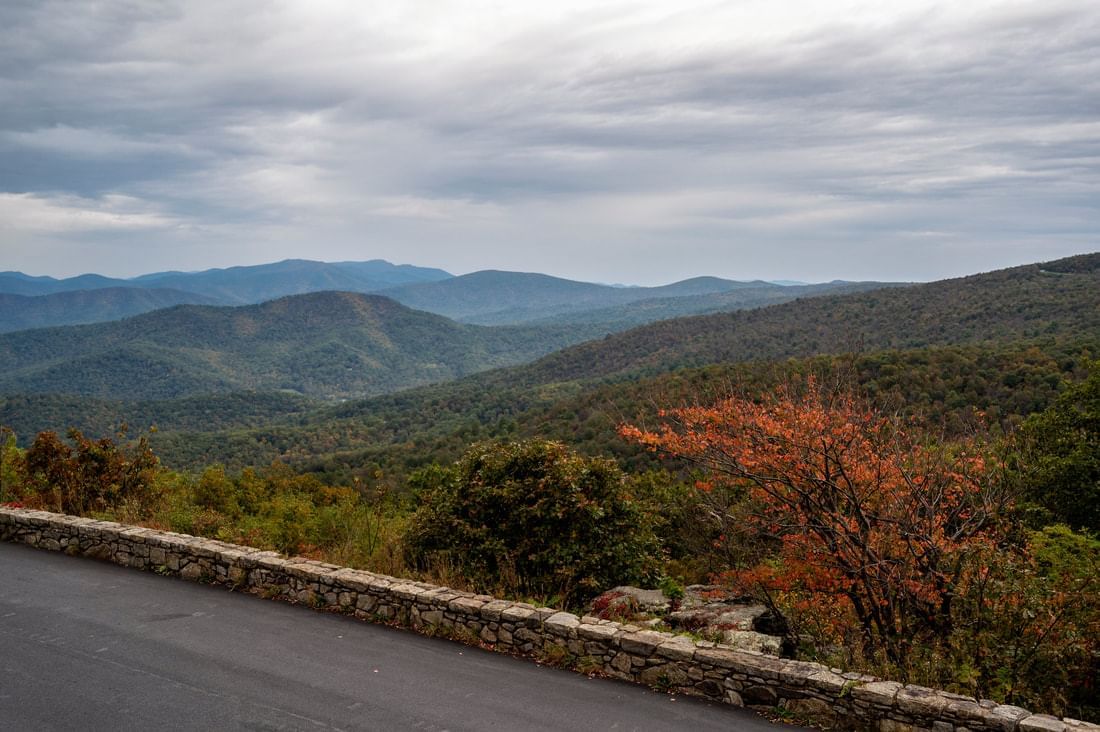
[2,506,1095,732]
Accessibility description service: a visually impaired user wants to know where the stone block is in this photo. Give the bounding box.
[501,605,537,624]
[1064,721,1100,732]
[851,680,903,706]
[655,638,696,663]
[448,596,485,616]
[896,685,948,717]
[577,623,618,642]
[180,563,204,582]
[779,659,826,687]
[804,668,849,695]
[479,600,512,622]
[1020,716,1067,732]
[119,527,150,543]
[610,652,634,674]
[1060,717,1100,730]
[943,696,986,723]
[985,705,1031,732]
[366,576,394,593]
[513,628,540,644]
[389,583,421,601]
[638,663,684,687]
[544,612,580,637]
[618,630,666,655]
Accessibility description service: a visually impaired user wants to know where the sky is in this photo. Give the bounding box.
[1,1,1097,285]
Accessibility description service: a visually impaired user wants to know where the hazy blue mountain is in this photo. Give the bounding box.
[0,287,220,333]
[132,259,452,303]
[0,272,133,296]
[0,259,453,304]
[0,260,879,331]
[377,270,826,325]
[524,280,899,330]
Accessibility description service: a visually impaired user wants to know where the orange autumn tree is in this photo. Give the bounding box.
[620,379,1016,668]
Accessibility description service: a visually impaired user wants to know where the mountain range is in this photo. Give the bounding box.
[0,259,451,301]
[0,259,885,332]
[1,252,1096,474]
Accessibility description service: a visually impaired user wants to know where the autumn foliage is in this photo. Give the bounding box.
[21,428,162,517]
[622,379,1100,713]
[622,381,1014,660]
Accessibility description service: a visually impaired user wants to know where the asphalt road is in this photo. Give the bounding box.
[0,542,785,731]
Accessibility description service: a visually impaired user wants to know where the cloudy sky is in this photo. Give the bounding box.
[1,1,1097,284]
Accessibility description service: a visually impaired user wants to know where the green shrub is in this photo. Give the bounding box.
[405,439,661,606]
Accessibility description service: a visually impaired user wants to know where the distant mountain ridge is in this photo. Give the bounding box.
[0,259,452,302]
[376,270,885,325]
[127,259,453,303]
[0,259,890,332]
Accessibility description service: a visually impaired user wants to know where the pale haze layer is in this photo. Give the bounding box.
[1,0,1097,284]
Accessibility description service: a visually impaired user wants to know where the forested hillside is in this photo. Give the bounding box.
[0,292,607,399]
[141,338,1096,477]
[513,253,1100,384]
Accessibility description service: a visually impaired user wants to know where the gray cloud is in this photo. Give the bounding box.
[0,0,1097,283]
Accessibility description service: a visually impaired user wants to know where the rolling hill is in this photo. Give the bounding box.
[0,292,606,400]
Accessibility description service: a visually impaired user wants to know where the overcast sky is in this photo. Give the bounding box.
[1,1,1097,284]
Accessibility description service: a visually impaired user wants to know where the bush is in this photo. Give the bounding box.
[405,439,661,605]
[21,428,162,516]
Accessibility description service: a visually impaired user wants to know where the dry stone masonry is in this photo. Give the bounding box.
[2,506,1096,732]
